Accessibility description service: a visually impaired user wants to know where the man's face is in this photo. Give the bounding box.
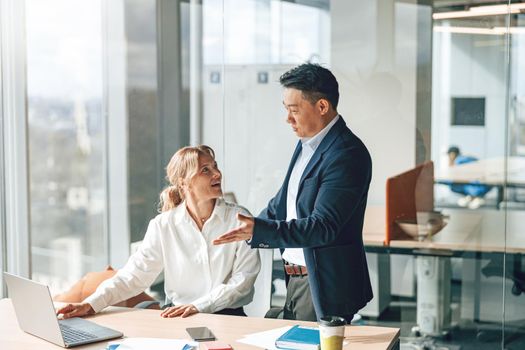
[283,88,324,138]
[447,152,458,166]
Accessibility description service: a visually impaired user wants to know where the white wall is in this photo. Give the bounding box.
[203,64,297,213]
[202,64,297,316]
[331,0,418,205]
[331,0,422,297]
[431,31,508,170]
[509,31,525,155]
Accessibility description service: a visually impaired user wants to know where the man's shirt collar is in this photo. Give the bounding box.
[300,114,340,152]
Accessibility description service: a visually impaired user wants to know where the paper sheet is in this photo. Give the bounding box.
[236,326,293,350]
[109,337,197,350]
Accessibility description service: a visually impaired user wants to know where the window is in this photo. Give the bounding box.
[25,0,107,292]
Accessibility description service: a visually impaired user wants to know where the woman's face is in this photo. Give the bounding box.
[185,153,223,201]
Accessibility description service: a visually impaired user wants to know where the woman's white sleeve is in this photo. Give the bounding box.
[191,240,261,313]
[84,219,164,312]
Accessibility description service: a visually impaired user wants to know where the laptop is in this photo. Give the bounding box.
[4,272,123,348]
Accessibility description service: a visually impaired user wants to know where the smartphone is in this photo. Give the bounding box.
[186,327,216,341]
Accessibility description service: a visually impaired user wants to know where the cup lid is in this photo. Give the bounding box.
[319,316,346,327]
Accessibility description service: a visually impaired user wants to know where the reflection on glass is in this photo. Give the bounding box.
[199,0,330,316]
[430,1,525,347]
[432,2,510,210]
[26,0,106,293]
[195,0,523,346]
[203,0,330,65]
[505,3,525,348]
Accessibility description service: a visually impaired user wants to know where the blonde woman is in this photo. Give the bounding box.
[57,145,260,318]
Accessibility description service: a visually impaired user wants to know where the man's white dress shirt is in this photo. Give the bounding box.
[282,115,340,267]
[85,199,261,313]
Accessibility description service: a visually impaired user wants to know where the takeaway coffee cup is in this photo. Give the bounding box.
[319,316,346,350]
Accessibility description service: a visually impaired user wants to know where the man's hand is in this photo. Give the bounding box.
[56,303,95,319]
[160,304,198,318]
[213,213,254,245]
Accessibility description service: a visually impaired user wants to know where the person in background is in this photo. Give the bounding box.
[213,63,373,323]
[57,145,260,319]
[447,146,492,209]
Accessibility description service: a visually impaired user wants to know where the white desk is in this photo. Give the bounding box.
[435,157,525,187]
[362,205,525,327]
[0,299,400,350]
[363,205,525,254]
[435,156,525,206]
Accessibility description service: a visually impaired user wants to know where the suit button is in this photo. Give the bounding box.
[259,243,265,248]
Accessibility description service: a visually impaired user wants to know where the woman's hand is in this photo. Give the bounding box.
[56,303,95,319]
[160,304,199,318]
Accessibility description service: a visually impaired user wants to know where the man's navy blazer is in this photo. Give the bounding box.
[251,117,373,318]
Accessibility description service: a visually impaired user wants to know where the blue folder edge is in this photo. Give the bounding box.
[275,325,320,350]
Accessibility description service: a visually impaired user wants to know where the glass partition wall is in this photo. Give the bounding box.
[2,0,523,348]
[504,3,525,348]
[190,0,524,348]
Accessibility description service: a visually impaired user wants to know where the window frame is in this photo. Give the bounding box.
[1,0,31,291]
[103,0,130,268]
[0,0,4,297]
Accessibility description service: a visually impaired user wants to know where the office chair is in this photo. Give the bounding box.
[481,254,525,296]
[53,266,161,310]
[475,254,525,346]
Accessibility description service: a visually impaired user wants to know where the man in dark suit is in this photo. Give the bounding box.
[213,63,373,322]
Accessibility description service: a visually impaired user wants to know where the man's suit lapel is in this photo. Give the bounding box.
[285,141,302,183]
[277,141,302,213]
[297,117,346,193]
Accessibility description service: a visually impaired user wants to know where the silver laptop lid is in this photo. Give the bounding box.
[4,272,65,347]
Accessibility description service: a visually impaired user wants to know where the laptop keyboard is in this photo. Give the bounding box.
[60,323,98,344]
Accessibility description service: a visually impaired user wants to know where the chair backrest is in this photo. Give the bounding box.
[53,265,158,308]
[385,161,434,244]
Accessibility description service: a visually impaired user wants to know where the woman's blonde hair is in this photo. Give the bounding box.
[159,145,216,212]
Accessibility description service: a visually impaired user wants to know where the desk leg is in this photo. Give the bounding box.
[416,256,452,336]
[389,338,400,350]
[461,257,480,321]
[497,185,504,209]
[474,257,481,321]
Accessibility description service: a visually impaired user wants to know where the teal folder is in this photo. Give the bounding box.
[275,325,320,350]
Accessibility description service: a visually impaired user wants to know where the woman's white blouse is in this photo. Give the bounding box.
[85,199,261,313]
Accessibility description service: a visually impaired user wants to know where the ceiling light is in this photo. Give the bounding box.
[433,3,525,20]
[434,25,525,35]
[434,26,501,35]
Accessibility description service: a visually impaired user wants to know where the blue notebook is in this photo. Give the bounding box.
[275,325,320,350]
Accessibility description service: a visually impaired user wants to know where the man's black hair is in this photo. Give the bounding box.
[447,146,460,155]
[279,63,339,109]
